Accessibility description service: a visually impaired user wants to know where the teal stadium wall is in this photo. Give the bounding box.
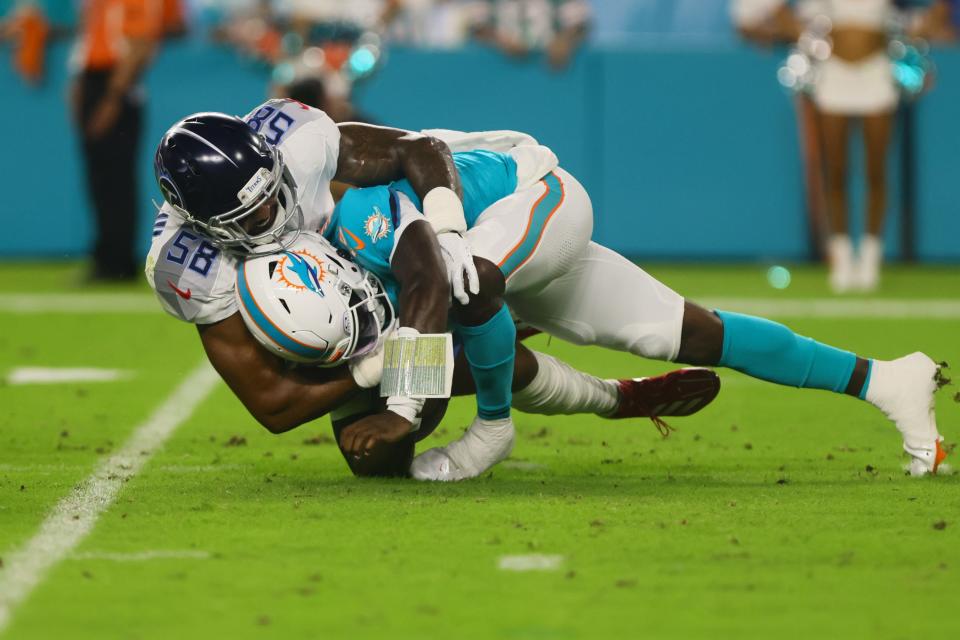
[2,40,958,261]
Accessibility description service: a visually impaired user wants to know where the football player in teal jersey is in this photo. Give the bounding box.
[322,146,949,480]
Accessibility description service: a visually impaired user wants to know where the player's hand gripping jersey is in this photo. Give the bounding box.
[145,99,340,325]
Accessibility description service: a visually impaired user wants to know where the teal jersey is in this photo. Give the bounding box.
[325,186,405,308]
[326,150,518,310]
[393,150,518,228]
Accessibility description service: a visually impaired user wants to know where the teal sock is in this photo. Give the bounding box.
[716,310,856,393]
[454,304,516,420]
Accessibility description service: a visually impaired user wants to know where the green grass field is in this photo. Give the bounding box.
[1,262,958,639]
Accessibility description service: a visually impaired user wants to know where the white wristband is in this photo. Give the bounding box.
[422,187,467,234]
[349,352,383,389]
[348,324,394,389]
[386,395,424,429]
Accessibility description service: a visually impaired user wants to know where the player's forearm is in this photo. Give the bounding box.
[251,367,359,433]
[396,277,450,335]
[198,315,360,434]
[396,135,462,201]
[335,124,462,197]
[393,222,451,334]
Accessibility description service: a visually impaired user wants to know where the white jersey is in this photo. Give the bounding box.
[145,99,340,325]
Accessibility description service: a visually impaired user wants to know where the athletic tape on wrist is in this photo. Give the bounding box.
[422,187,467,235]
[386,395,424,429]
[379,328,454,399]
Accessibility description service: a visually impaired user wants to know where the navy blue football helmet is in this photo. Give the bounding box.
[154,112,302,252]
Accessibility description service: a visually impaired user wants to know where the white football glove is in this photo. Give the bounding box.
[348,325,395,389]
[437,231,480,306]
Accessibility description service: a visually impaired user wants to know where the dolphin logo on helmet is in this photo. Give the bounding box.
[235,233,394,366]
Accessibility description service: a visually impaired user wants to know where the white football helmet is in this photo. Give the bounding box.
[235,232,394,366]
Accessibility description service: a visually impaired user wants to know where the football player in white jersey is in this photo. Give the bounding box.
[145,100,722,477]
[147,99,475,437]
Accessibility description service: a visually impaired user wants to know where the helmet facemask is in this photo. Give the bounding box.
[180,147,304,254]
[339,272,395,363]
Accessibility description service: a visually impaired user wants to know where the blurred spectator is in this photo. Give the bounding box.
[281,75,377,123]
[731,0,800,44]
[736,1,943,293]
[911,0,958,41]
[471,0,591,70]
[161,0,187,39]
[1,1,52,86]
[804,0,918,293]
[381,0,484,48]
[209,0,283,64]
[71,0,163,281]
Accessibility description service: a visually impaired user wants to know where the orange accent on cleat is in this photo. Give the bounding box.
[933,439,947,474]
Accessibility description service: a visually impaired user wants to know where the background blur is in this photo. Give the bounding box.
[1,0,958,263]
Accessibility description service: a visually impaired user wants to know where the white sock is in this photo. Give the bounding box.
[857,234,883,290]
[512,351,619,416]
[827,234,854,293]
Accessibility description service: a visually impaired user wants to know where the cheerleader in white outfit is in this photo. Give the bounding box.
[803,0,902,293]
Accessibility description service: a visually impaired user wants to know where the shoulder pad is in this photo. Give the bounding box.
[145,216,238,325]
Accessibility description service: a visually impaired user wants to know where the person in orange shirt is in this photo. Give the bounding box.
[70,0,162,281]
[0,1,51,86]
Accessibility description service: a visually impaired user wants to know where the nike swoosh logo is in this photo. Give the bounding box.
[339,227,366,252]
[167,280,192,300]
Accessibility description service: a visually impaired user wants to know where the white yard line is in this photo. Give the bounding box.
[497,554,564,571]
[6,368,132,385]
[0,465,88,473]
[0,361,219,634]
[69,550,210,562]
[2,293,958,318]
[0,293,157,314]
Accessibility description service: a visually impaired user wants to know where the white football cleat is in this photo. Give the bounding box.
[865,352,948,476]
[410,416,515,482]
